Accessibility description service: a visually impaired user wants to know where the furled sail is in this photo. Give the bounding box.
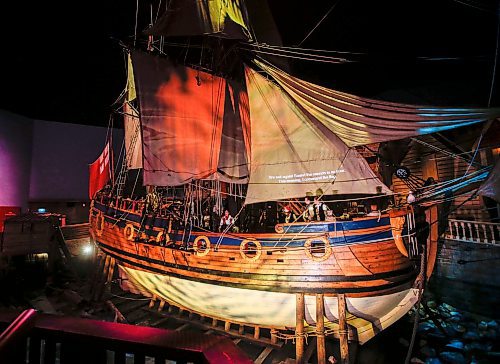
[131,50,248,186]
[123,102,143,169]
[216,80,250,182]
[257,61,500,147]
[244,66,390,205]
[145,0,251,40]
[123,54,143,170]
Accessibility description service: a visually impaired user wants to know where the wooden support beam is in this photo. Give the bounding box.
[338,294,349,364]
[254,347,273,364]
[105,257,115,285]
[224,321,231,332]
[212,318,217,327]
[238,325,245,335]
[304,337,318,364]
[295,293,305,364]
[175,323,190,332]
[270,329,278,345]
[158,300,165,312]
[254,326,260,340]
[148,295,157,309]
[316,294,326,364]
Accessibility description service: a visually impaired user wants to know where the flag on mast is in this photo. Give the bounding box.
[89,142,111,199]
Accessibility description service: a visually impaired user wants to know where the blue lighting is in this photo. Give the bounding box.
[418,119,483,134]
[37,208,46,213]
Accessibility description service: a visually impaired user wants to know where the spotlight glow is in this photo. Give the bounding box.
[83,245,93,255]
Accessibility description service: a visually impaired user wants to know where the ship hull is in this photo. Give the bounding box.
[90,198,420,343]
[118,264,418,344]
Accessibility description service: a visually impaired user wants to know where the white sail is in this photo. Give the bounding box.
[123,102,143,170]
[257,60,499,147]
[244,66,389,204]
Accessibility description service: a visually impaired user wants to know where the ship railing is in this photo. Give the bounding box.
[445,219,500,245]
[0,309,250,364]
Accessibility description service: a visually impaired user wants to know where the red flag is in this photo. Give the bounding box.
[89,142,111,199]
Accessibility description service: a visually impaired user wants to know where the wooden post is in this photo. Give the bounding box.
[316,294,326,364]
[338,294,349,364]
[253,326,260,340]
[105,257,115,285]
[296,293,305,364]
[270,329,278,345]
[148,295,157,309]
[158,300,165,312]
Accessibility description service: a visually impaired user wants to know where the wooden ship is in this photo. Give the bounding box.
[87,1,500,361]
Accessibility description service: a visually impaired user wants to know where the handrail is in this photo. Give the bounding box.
[448,218,499,227]
[0,309,37,359]
[0,310,251,363]
[445,219,500,245]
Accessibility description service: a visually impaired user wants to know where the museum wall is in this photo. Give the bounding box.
[29,119,123,201]
[0,110,34,211]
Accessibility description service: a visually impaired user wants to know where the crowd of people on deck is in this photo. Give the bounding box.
[197,188,379,233]
[101,185,384,235]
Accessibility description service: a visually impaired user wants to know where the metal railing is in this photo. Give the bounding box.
[0,310,251,364]
[445,219,500,245]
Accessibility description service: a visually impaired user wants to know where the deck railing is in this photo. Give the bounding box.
[445,219,500,245]
[0,310,251,364]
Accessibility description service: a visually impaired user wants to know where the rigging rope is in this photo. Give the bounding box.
[488,1,500,106]
[134,0,139,47]
[298,0,341,46]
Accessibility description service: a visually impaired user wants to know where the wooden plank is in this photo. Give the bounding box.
[175,323,190,332]
[141,307,283,347]
[304,337,317,364]
[149,317,169,327]
[254,347,274,364]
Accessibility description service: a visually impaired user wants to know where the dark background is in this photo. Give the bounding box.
[0,0,498,126]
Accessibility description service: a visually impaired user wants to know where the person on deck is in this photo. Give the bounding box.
[282,206,297,223]
[219,209,234,232]
[303,193,315,222]
[313,190,329,221]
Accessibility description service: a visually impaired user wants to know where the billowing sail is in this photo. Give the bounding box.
[145,0,251,40]
[244,66,390,205]
[131,50,224,185]
[131,50,249,186]
[257,61,500,147]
